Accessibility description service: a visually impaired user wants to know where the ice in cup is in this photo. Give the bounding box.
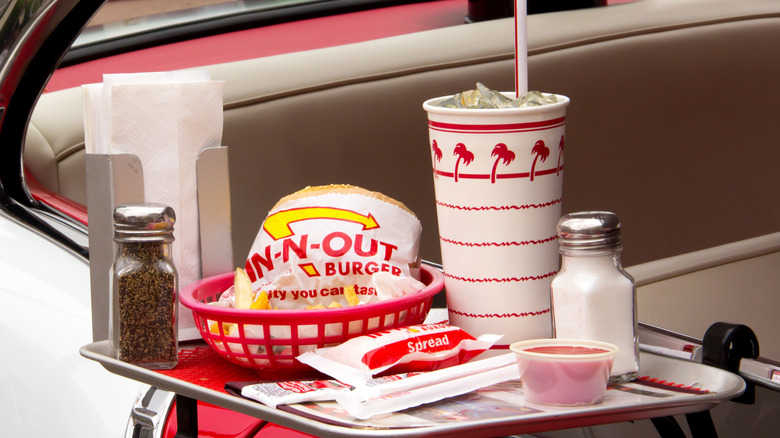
[510,339,618,406]
[423,86,570,346]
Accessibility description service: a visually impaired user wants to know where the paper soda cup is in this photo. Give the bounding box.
[423,93,570,347]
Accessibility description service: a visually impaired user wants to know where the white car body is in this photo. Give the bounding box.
[0,212,140,437]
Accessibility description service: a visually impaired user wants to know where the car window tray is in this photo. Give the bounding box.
[80,341,745,437]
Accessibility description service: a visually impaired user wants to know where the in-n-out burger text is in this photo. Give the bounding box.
[325,261,401,276]
[244,231,399,282]
[262,285,378,301]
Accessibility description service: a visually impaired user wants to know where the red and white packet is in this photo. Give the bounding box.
[297,323,502,386]
[240,373,417,409]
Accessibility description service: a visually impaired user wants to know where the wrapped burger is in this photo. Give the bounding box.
[219,184,424,310]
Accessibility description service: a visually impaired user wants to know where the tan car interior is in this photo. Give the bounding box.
[24,0,780,434]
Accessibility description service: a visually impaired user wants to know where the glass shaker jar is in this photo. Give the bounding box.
[110,203,178,369]
[550,211,639,382]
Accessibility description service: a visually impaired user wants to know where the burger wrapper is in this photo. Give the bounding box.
[228,190,423,309]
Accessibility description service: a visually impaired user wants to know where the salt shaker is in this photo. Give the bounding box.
[550,211,639,382]
[110,203,178,369]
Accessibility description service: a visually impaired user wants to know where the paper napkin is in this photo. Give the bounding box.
[83,71,224,340]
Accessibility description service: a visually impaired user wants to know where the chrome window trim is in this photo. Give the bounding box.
[0,0,103,260]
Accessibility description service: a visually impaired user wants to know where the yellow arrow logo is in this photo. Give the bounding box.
[263,207,380,240]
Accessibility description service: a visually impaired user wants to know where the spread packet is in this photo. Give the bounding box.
[297,323,502,386]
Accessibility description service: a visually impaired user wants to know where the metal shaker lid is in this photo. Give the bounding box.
[113,203,175,240]
[557,211,621,253]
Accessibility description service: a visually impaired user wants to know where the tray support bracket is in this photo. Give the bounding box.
[701,321,759,404]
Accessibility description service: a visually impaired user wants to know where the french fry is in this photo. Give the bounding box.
[250,290,270,310]
[210,321,234,335]
[234,267,253,310]
[305,304,326,310]
[328,301,342,308]
[344,285,360,306]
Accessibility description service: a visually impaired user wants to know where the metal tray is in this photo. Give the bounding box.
[80,341,745,437]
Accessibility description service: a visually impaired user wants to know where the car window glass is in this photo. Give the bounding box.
[77,0,334,48]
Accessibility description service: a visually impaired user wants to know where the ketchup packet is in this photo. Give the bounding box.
[239,373,418,409]
[297,323,501,385]
[240,379,351,408]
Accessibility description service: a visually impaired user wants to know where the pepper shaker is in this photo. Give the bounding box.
[550,211,639,382]
[110,203,178,369]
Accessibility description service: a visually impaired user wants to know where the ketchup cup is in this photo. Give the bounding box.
[510,339,619,406]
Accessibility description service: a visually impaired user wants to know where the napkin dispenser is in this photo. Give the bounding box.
[86,147,233,342]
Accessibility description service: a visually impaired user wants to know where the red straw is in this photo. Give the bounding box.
[514,0,528,98]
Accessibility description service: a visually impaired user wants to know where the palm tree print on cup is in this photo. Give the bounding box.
[556,135,565,176]
[530,140,550,182]
[453,143,474,182]
[432,140,443,178]
[490,143,516,183]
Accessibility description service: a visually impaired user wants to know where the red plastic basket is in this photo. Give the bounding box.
[180,264,444,373]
